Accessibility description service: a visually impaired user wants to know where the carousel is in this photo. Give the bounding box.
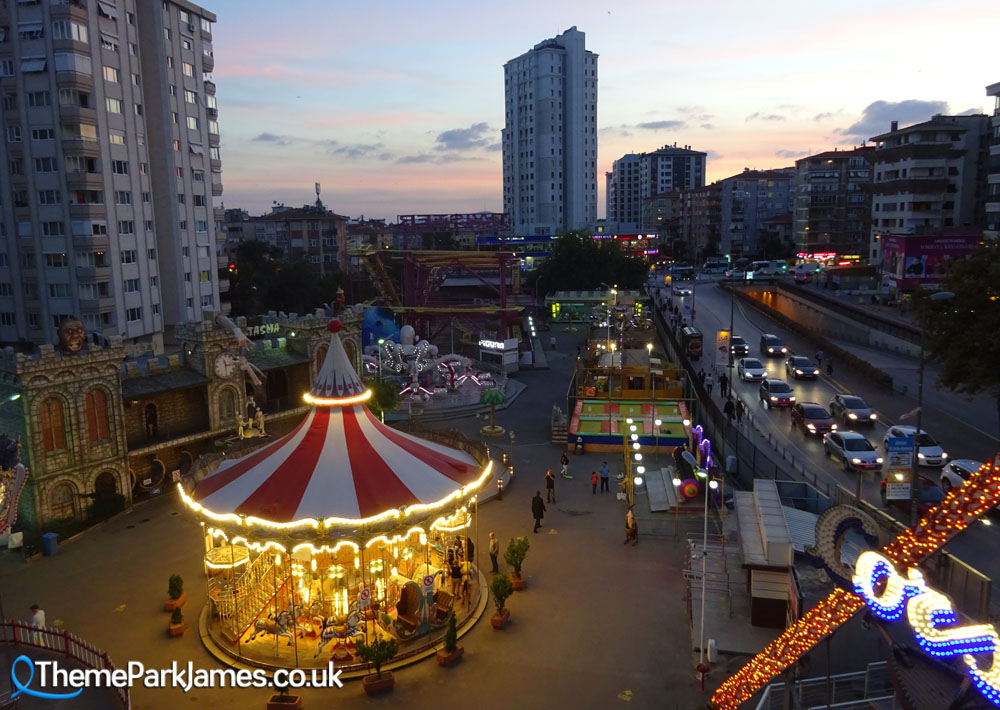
[179,319,493,669]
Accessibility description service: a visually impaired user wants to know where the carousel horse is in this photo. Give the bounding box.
[313,609,363,657]
[247,609,294,646]
[287,603,309,638]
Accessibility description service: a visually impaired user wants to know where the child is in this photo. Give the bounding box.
[591,471,598,495]
[560,452,571,479]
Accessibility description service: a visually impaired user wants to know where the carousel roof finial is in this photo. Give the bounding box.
[303,319,370,406]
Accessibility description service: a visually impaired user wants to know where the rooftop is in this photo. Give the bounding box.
[868,114,987,141]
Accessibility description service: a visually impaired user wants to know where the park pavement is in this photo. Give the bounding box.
[0,324,707,710]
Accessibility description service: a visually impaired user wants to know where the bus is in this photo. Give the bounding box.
[669,265,695,281]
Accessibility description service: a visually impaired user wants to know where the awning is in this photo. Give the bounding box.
[189,144,204,155]
[97,1,118,19]
[20,58,46,72]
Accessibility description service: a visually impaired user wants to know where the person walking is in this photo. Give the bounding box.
[698,368,706,387]
[600,460,610,492]
[719,372,729,398]
[591,471,598,495]
[814,349,824,368]
[560,451,571,479]
[488,532,499,574]
[545,469,556,503]
[29,604,46,646]
[624,507,638,546]
[826,359,834,376]
[724,397,736,425]
[532,491,546,533]
[550,335,557,350]
[735,399,745,426]
[704,371,714,395]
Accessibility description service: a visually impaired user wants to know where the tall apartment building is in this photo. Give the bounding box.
[718,168,796,259]
[0,0,224,353]
[986,82,1000,240]
[250,201,347,276]
[607,144,705,229]
[679,183,720,263]
[867,114,990,261]
[502,26,597,236]
[792,147,874,257]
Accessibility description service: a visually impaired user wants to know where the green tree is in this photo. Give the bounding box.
[533,231,648,294]
[365,377,399,419]
[920,242,1000,440]
[225,240,343,316]
[480,388,507,429]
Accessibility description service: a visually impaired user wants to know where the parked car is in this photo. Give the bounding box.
[759,379,795,408]
[759,334,787,357]
[730,335,749,357]
[791,402,837,436]
[824,431,883,471]
[737,358,768,381]
[882,425,948,467]
[939,459,986,492]
[785,355,819,379]
[829,394,876,426]
[880,474,945,516]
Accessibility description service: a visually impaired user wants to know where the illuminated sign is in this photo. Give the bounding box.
[853,550,1000,705]
[478,339,505,351]
[795,252,837,261]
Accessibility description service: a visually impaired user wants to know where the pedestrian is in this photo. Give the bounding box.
[704,371,714,395]
[735,399,745,425]
[29,603,46,647]
[724,397,736,424]
[488,532,499,574]
[449,554,463,598]
[624,507,638,546]
[826,359,834,376]
[532,491,546,533]
[719,372,729,398]
[698,368,706,386]
[545,468,556,503]
[600,460,610,492]
[591,471,598,495]
[560,451,571,479]
[550,335,557,350]
[814,349,824,367]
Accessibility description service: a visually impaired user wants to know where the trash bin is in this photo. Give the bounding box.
[725,455,738,475]
[41,532,59,557]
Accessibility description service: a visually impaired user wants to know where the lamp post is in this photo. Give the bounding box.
[376,338,385,377]
[654,418,662,463]
[683,448,710,666]
[647,341,654,399]
[910,290,954,526]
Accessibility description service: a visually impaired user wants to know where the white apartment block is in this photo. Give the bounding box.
[606,144,706,229]
[0,0,224,353]
[986,81,1000,240]
[502,26,597,236]
[868,114,989,261]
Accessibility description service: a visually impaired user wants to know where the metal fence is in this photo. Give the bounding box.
[755,661,896,710]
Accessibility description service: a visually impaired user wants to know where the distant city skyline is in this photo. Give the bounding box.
[209,0,998,222]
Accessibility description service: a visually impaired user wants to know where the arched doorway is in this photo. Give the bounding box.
[343,340,358,374]
[218,387,237,424]
[92,470,124,521]
[314,344,328,376]
[49,482,77,520]
[144,403,158,440]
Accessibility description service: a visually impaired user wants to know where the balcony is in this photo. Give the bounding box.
[59,104,97,124]
[206,106,217,118]
[72,233,111,250]
[211,181,223,196]
[202,52,214,72]
[55,70,94,91]
[203,80,216,95]
[52,38,90,54]
[218,278,229,292]
[79,297,116,312]
[76,265,112,280]
[865,178,950,195]
[210,158,222,171]
[68,204,106,219]
[50,1,89,22]
[66,172,104,191]
[208,132,220,147]
[62,137,100,157]
[201,27,212,43]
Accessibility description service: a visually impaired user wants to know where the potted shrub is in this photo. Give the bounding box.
[266,677,302,710]
[355,636,398,695]
[504,536,530,590]
[489,573,513,630]
[167,607,185,637]
[164,573,186,612]
[435,611,464,666]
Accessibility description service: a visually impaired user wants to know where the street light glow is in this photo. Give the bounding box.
[632,442,640,450]
[634,453,642,462]
[633,476,643,486]
[630,434,638,441]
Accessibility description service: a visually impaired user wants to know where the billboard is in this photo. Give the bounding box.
[715,330,731,370]
[879,234,980,291]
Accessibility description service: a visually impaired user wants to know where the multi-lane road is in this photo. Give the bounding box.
[657,276,1000,590]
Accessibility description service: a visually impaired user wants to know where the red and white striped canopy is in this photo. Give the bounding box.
[192,320,481,523]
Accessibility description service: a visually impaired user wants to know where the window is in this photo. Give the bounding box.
[179,9,191,23]
[111,160,128,174]
[171,111,178,124]
[139,162,147,174]
[105,97,122,113]
[177,194,185,204]
[42,222,64,236]
[90,222,107,235]
[205,95,217,110]
[0,313,14,326]
[182,39,192,51]
[128,42,137,56]
[185,297,193,308]
[201,294,213,307]
[179,220,187,230]
[53,51,92,74]
[210,146,221,160]
[122,277,139,293]
[192,170,204,182]
[40,398,67,452]
[99,33,118,51]
[0,284,10,297]
[131,73,139,85]
[114,190,131,205]
[34,157,58,172]
[0,60,12,77]
[196,220,208,232]
[76,250,108,268]
[182,62,194,77]
[184,89,196,104]
[182,247,189,256]
[97,1,117,20]
[166,56,173,69]
[3,94,16,111]
[183,272,191,282]
[144,219,153,231]
[126,306,142,322]
[27,313,39,328]
[18,23,44,41]
[172,139,180,150]
[44,252,69,267]
[52,21,88,43]
[48,283,71,297]
[117,220,133,234]
[85,389,110,442]
[38,189,61,205]
[126,11,135,25]
[142,192,150,203]
[201,18,212,32]
[102,65,120,82]
[190,144,204,156]
[147,248,156,260]
[193,195,206,207]
[59,89,91,107]
[152,303,160,315]
[164,28,171,40]
[149,275,158,287]
[120,249,136,264]
[27,91,50,107]
[6,126,20,143]
[133,103,142,116]
[208,120,219,134]
[186,116,199,130]
[199,270,210,281]
[109,130,125,145]
[32,128,55,141]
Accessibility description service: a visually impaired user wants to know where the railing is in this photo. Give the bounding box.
[0,619,129,708]
[755,661,896,709]
[210,550,281,639]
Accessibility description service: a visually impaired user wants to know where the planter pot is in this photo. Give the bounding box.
[266,695,302,710]
[362,671,395,696]
[436,646,464,666]
[164,592,187,612]
[510,572,526,591]
[167,622,186,637]
[490,609,510,630]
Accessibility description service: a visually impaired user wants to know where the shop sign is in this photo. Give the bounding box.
[478,339,505,352]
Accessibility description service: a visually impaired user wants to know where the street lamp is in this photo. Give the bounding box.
[376,338,385,377]
[910,290,954,526]
[654,418,662,462]
[683,449,722,667]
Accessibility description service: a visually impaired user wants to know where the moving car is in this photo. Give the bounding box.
[939,459,986,492]
[791,402,837,436]
[792,263,820,282]
[672,283,693,296]
[785,355,819,379]
[824,431,883,471]
[880,474,945,516]
[737,358,768,381]
[730,335,749,357]
[882,425,948,467]
[759,334,787,357]
[725,269,748,281]
[829,394,876,426]
[759,379,795,408]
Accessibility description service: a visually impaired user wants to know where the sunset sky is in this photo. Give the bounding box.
[207,0,999,222]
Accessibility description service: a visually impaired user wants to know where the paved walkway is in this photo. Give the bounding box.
[0,325,705,709]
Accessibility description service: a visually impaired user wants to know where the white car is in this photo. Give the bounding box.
[672,284,692,296]
[737,358,768,381]
[882,425,948,467]
[725,269,747,281]
[824,431,883,471]
[939,459,986,492]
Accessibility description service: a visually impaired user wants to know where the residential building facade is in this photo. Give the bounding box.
[250,203,347,276]
[792,147,874,258]
[680,183,721,263]
[607,145,706,230]
[0,0,225,353]
[867,114,990,261]
[502,26,598,236]
[718,168,796,259]
[987,82,1000,240]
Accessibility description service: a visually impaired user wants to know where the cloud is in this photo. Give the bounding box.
[635,120,686,131]
[250,132,392,160]
[434,122,496,151]
[706,150,723,160]
[958,106,983,115]
[328,142,386,159]
[252,132,294,146]
[776,149,810,158]
[676,106,715,122]
[813,110,843,122]
[700,123,715,130]
[395,153,481,165]
[745,112,785,122]
[838,99,948,138]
